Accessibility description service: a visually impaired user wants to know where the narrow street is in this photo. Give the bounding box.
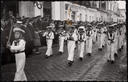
[1,41,127,81]
[1,1,126,81]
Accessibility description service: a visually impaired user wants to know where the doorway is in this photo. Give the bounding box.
[43,1,52,20]
[1,1,19,18]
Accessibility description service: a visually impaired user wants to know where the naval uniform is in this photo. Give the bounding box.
[114,29,118,55]
[118,27,123,50]
[97,28,104,50]
[58,30,66,54]
[43,31,54,57]
[103,26,107,47]
[78,27,87,59]
[122,25,126,47]
[67,30,78,62]
[92,28,97,43]
[10,39,27,81]
[86,29,93,55]
[106,31,115,62]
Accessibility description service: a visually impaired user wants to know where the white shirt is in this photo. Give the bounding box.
[10,39,26,52]
[67,31,78,41]
[43,31,54,39]
[78,32,87,41]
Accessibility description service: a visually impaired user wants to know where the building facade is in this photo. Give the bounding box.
[1,1,124,23]
[118,9,126,22]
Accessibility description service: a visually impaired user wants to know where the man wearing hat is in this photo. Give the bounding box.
[66,25,78,66]
[58,25,67,55]
[86,24,93,56]
[43,26,54,58]
[77,26,87,61]
[106,24,116,64]
[7,24,27,81]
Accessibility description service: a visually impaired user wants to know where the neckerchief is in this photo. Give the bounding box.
[47,31,52,38]
[108,32,115,41]
[14,39,20,46]
[87,30,91,36]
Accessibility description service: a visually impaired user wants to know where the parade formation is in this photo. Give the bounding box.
[1,14,126,81]
[1,1,127,81]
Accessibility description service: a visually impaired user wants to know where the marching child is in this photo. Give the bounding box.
[106,25,116,64]
[67,26,78,66]
[77,26,86,61]
[43,26,54,58]
[58,25,67,55]
[7,24,27,81]
[86,24,93,56]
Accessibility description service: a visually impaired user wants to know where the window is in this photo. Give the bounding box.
[71,11,76,22]
[85,14,87,21]
[65,4,69,10]
[90,16,91,21]
[96,17,98,21]
[65,4,70,20]
[80,13,82,21]
[65,11,67,20]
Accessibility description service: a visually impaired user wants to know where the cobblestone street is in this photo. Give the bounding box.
[1,41,127,81]
[1,1,126,81]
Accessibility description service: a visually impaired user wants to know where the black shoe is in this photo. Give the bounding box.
[88,53,91,56]
[45,55,49,59]
[50,55,53,57]
[114,53,118,57]
[119,48,121,52]
[107,60,110,62]
[111,60,115,64]
[68,61,73,66]
[79,57,83,61]
[59,52,63,55]
[98,48,102,51]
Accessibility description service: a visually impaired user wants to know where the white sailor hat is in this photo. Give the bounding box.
[16,20,22,24]
[78,26,85,31]
[47,26,52,28]
[47,26,53,30]
[13,27,25,33]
